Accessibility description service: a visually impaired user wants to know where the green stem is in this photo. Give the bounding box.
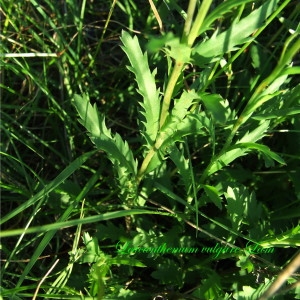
[187,0,213,47]
[137,146,156,184]
[138,0,214,182]
[137,132,167,183]
[182,0,197,44]
[159,0,213,128]
[159,61,184,128]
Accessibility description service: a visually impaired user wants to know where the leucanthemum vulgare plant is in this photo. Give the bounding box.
[74,0,299,215]
[73,0,300,297]
[1,0,300,299]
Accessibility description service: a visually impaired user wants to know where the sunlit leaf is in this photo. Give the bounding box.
[73,94,138,200]
[120,31,160,148]
[192,0,279,65]
[225,186,246,231]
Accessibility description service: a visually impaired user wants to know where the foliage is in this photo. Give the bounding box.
[1,0,300,299]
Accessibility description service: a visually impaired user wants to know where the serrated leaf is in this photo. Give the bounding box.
[251,84,300,120]
[160,94,195,137]
[142,90,201,174]
[73,94,138,200]
[260,225,300,247]
[192,0,278,65]
[172,89,198,119]
[74,95,136,174]
[143,112,212,175]
[93,134,138,199]
[243,92,283,118]
[74,93,111,139]
[80,232,102,264]
[226,186,246,216]
[159,90,198,141]
[92,135,136,174]
[120,31,160,148]
[225,186,247,231]
[240,121,270,144]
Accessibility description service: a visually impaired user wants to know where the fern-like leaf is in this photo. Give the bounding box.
[120,31,160,148]
[158,90,199,142]
[73,94,137,200]
[74,93,111,139]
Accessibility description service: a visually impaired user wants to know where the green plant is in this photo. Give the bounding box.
[71,0,300,298]
[1,0,300,299]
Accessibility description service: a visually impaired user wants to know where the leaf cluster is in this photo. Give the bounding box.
[1,0,300,299]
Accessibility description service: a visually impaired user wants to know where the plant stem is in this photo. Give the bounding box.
[187,0,213,47]
[159,61,184,128]
[139,0,214,181]
[159,0,213,128]
[137,132,167,183]
[182,0,197,44]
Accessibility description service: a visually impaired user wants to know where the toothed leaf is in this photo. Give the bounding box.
[73,94,138,201]
[120,31,160,148]
[143,90,204,174]
[143,110,213,175]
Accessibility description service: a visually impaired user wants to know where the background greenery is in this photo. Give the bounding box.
[1,0,300,299]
